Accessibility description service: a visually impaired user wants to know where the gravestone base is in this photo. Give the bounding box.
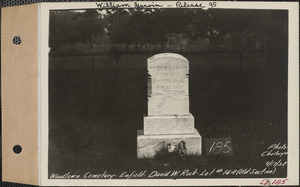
[137,129,202,159]
[143,114,194,135]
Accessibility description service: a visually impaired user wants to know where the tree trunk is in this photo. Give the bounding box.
[135,42,138,52]
[126,41,131,52]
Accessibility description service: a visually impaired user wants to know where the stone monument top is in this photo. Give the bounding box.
[148,53,188,62]
[147,53,190,116]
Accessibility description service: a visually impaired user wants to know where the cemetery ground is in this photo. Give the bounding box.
[48,53,287,178]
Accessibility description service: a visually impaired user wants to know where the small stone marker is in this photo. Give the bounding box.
[137,53,202,159]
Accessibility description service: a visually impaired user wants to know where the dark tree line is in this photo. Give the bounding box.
[49,10,106,52]
[49,8,281,53]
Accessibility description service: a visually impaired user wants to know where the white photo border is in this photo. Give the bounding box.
[40,1,299,186]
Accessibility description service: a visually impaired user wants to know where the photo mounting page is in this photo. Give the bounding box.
[40,1,299,186]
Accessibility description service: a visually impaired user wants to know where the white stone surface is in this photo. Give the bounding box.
[137,129,202,159]
[147,53,190,116]
[137,53,201,159]
[144,114,194,135]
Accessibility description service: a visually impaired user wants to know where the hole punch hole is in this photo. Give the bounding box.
[12,36,22,45]
[13,145,22,154]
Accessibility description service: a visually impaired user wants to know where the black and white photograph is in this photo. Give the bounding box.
[39,1,298,186]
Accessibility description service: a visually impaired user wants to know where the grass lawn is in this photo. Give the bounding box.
[48,54,287,179]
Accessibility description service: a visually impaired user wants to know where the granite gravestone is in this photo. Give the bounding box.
[137,53,202,159]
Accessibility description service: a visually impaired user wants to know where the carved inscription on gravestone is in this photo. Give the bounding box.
[147,53,189,116]
[144,53,194,135]
[138,53,202,158]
